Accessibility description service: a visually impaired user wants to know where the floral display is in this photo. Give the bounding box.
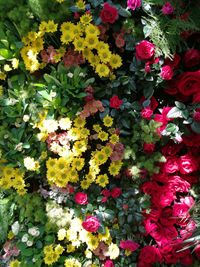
[0,1,200,267]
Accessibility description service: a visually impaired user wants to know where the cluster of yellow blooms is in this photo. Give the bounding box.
[44,115,123,189]
[43,218,119,265]
[9,259,21,267]
[0,164,26,195]
[21,12,122,77]
[0,58,19,81]
[60,14,122,77]
[44,244,64,265]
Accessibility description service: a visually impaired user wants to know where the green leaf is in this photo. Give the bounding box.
[0,48,12,60]
[191,121,200,134]
[22,248,33,256]
[38,90,52,101]
[118,7,131,17]
[166,123,178,133]
[167,107,182,118]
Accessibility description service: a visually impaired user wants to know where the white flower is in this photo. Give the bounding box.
[50,91,57,98]
[79,72,85,77]
[15,142,23,152]
[67,72,73,78]
[11,221,20,235]
[28,227,39,236]
[59,117,72,130]
[23,115,30,122]
[21,234,29,242]
[24,157,38,171]
[27,240,33,246]
[43,119,58,133]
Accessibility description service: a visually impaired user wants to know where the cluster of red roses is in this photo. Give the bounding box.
[138,124,200,266]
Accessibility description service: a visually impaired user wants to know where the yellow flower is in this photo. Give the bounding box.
[9,260,21,267]
[67,244,76,253]
[55,244,64,255]
[87,234,99,250]
[85,34,99,49]
[98,48,112,64]
[108,243,120,259]
[27,31,37,41]
[23,157,39,171]
[109,54,122,69]
[11,58,19,69]
[79,128,90,139]
[94,150,108,165]
[72,158,85,171]
[73,140,88,154]
[102,146,112,157]
[32,37,44,52]
[80,14,93,25]
[81,179,91,189]
[0,72,6,80]
[64,258,81,267]
[125,249,132,256]
[95,63,110,77]
[108,162,121,176]
[82,48,92,59]
[56,157,68,171]
[7,231,15,239]
[74,117,86,128]
[73,37,86,52]
[61,31,74,44]
[93,124,102,132]
[46,158,57,169]
[57,228,67,241]
[109,134,119,144]
[103,115,113,127]
[76,0,86,10]
[96,174,109,187]
[85,24,100,36]
[3,64,12,72]
[45,20,58,33]
[67,169,79,183]
[88,53,100,67]
[98,131,109,141]
[61,22,74,32]
[97,41,109,51]
[39,21,48,32]
[98,227,110,241]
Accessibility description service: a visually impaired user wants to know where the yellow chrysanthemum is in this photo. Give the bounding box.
[64,258,81,267]
[58,228,67,241]
[72,158,85,171]
[39,21,48,32]
[98,48,112,64]
[102,146,112,157]
[108,162,121,176]
[55,244,64,255]
[85,24,100,36]
[27,31,37,41]
[82,48,92,59]
[76,0,86,10]
[94,150,108,165]
[85,34,99,49]
[73,140,88,154]
[67,244,76,253]
[74,117,86,128]
[9,260,21,267]
[60,31,74,44]
[95,63,110,77]
[87,234,99,250]
[97,41,109,51]
[80,179,91,189]
[0,72,6,80]
[88,53,100,67]
[46,158,57,169]
[80,14,93,25]
[98,131,109,141]
[60,22,74,32]
[73,37,86,52]
[96,174,109,187]
[93,124,102,132]
[11,58,19,69]
[98,227,110,241]
[109,54,122,69]
[110,134,119,144]
[103,115,113,127]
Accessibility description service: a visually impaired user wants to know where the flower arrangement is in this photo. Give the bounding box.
[0,1,200,267]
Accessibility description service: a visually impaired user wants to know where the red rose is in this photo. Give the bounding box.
[179,154,198,174]
[143,143,155,154]
[141,107,153,120]
[100,3,118,24]
[160,207,176,226]
[136,40,155,60]
[110,187,122,198]
[194,244,200,259]
[172,202,190,219]
[104,260,114,267]
[74,192,88,205]
[180,219,196,239]
[176,70,200,96]
[110,95,123,109]
[193,109,200,121]
[101,189,111,197]
[151,185,175,208]
[120,240,140,252]
[165,54,181,70]
[162,157,179,174]
[82,216,100,232]
[183,48,200,68]
[160,65,174,80]
[138,246,162,264]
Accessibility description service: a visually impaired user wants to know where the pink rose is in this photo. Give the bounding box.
[193,108,200,122]
[160,65,174,80]
[110,95,123,109]
[104,260,114,267]
[127,0,141,11]
[74,192,88,205]
[151,185,175,208]
[179,154,198,174]
[136,40,155,60]
[162,2,174,15]
[120,240,140,252]
[167,176,190,193]
[82,216,100,232]
[110,187,122,198]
